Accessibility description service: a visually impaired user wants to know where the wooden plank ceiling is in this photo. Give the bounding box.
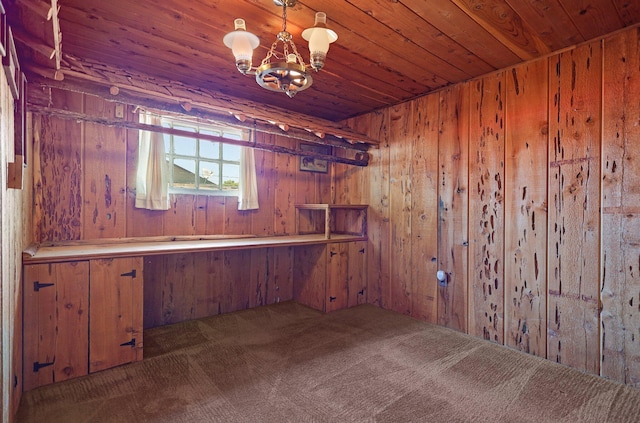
[8,0,640,122]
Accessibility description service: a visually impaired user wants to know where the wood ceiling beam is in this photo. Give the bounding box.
[24,57,380,146]
[28,104,370,167]
[50,0,62,70]
[26,73,372,153]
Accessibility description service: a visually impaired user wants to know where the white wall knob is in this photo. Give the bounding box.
[436,270,446,282]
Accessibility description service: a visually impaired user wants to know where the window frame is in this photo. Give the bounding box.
[161,117,248,197]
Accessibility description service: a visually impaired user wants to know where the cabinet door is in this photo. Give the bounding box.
[89,257,143,373]
[326,243,349,312]
[347,241,367,307]
[23,261,89,391]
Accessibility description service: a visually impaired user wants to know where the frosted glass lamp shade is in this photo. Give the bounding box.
[302,12,338,71]
[223,19,260,73]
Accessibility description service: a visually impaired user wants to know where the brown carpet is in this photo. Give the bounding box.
[17,302,640,422]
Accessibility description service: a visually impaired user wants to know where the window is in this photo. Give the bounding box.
[161,117,249,195]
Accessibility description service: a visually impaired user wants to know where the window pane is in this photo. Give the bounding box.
[174,136,196,156]
[221,163,240,190]
[200,140,219,159]
[200,128,222,137]
[163,134,170,152]
[223,144,241,162]
[172,158,196,188]
[199,161,220,190]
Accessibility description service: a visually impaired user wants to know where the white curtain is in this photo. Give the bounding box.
[237,147,259,210]
[135,112,170,210]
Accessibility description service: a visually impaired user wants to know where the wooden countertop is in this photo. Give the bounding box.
[23,234,367,264]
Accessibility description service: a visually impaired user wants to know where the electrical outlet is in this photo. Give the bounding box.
[115,103,124,119]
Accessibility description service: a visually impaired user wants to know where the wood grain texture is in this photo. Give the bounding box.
[437,84,470,332]
[547,41,602,374]
[601,28,640,387]
[326,243,349,313]
[347,241,368,307]
[293,245,327,311]
[89,257,143,372]
[22,262,89,391]
[468,72,506,344]
[82,96,127,239]
[388,102,413,316]
[504,58,549,357]
[410,94,439,323]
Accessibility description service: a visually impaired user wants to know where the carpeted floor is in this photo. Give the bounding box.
[16,302,640,422]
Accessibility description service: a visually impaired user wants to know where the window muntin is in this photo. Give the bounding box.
[161,118,248,195]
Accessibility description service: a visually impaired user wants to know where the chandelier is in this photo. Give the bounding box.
[223,0,338,98]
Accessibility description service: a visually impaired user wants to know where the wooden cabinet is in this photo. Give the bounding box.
[23,261,89,391]
[89,257,144,372]
[294,241,367,313]
[23,257,143,390]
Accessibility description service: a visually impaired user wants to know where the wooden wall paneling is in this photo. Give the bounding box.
[83,96,127,239]
[224,250,252,313]
[252,132,275,236]
[249,249,268,309]
[547,41,602,374]
[33,91,85,241]
[89,257,143,373]
[125,116,165,237]
[193,251,224,318]
[273,136,297,235]
[468,72,506,343]
[437,84,470,332]
[224,195,250,235]
[269,247,294,304]
[164,194,197,235]
[347,241,368,307]
[162,253,196,324]
[388,101,413,316]
[22,261,89,391]
[410,94,440,323]
[326,242,349,312]
[601,28,640,386]
[293,245,327,311]
[504,58,549,357]
[143,255,166,329]
[362,110,390,307]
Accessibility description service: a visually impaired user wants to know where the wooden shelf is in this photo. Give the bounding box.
[295,204,368,239]
[23,233,367,264]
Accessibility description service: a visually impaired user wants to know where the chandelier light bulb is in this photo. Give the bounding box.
[223,19,260,74]
[302,12,338,71]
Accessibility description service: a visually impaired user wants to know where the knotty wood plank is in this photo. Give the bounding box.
[410,94,439,323]
[361,110,390,307]
[347,241,368,307]
[226,250,253,312]
[161,253,196,324]
[388,101,413,316]
[249,249,268,309]
[164,195,197,236]
[437,83,470,333]
[143,255,166,329]
[468,72,506,344]
[547,41,601,374]
[194,251,224,319]
[33,91,84,241]
[89,257,143,372]
[293,245,327,312]
[269,247,294,304]
[326,243,349,313]
[83,95,127,239]
[273,137,297,236]
[504,58,549,358]
[559,0,625,41]
[252,132,275,236]
[23,262,89,391]
[601,28,640,387]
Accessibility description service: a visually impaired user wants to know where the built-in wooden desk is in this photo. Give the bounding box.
[22,205,368,392]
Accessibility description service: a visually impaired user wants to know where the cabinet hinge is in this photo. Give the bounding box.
[329,296,337,302]
[33,361,54,372]
[120,338,136,347]
[358,289,365,296]
[120,269,137,278]
[330,251,337,257]
[33,281,54,292]
[359,248,365,254]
